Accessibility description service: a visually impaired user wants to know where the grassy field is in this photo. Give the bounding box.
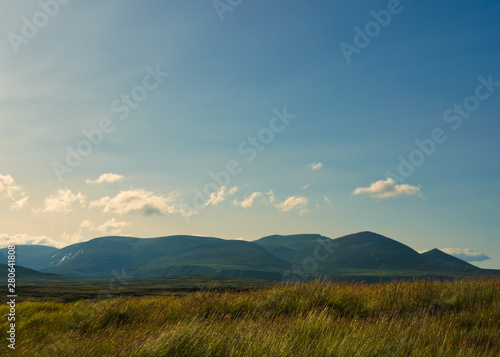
[2,278,499,356]
[10,276,273,303]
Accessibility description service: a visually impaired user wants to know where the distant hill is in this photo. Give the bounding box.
[0,262,78,286]
[12,232,500,282]
[421,248,479,269]
[0,245,58,267]
[30,235,290,280]
[257,231,492,280]
[254,234,333,263]
[315,231,454,274]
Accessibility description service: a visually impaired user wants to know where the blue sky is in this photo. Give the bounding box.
[0,0,499,268]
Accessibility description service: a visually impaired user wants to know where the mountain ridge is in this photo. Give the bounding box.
[4,231,498,281]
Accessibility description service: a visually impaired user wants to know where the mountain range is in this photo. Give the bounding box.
[2,231,498,282]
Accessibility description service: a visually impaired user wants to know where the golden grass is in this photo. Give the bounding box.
[2,278,499,356]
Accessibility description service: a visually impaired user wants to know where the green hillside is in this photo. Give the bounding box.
[39,235,290,280]
[421,248,479,269]
[0,244,58,268]
[0,262,77,286]
[257,232,495,280]
[323,232,428,271]
[254,234,334,263]
[11,231,499,282]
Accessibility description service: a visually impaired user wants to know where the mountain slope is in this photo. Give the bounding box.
[257,231,426,273]
[37,235,291,280]
[0,262,78,285]
[323,231,431,272]
[421,249,479,269]
[319,232,487,276]
[257,231,486,279]
[254,234,333,263]
[0,245,58,267]
[17,231,498,282]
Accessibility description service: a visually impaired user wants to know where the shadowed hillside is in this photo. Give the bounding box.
[8,231,499,281]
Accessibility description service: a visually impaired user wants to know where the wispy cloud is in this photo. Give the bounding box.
[352,178,421,199]
[266,190,276,203]
[60,231,85,246]
[41,189,86,213]
[0,174,23,199]
[0,174,29,210]
[233,192,263,208]
[300,183,313,190]
[205,186,238,207]
[275,196,308,212]
[324,196,333,208]
[440,248,491,262]
[80,218,130,236]
[308,162,323,171]
[12,196,29,211]
[299,208,310,216]
[86,173,124,184]
[89,189,182,216]
[0,233,61,248]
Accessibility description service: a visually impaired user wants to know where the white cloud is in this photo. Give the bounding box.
[266,190,276,203]
[299,208,310,216]
[309,162,323,171]
[205,186,238,207]
[0,174,22,199]
[80,218,130,236]
[58,219,131,246]
[233,192,263,208]
[0,233,62,248]
[41,189,86,213]
[60,231,85,246]
[89,189,182,216]
[86,173,124,184]
[12,196,29,210]
[275,196,308,212]
[300,183,313,190]
[440,248,491,263]
[0,174,29,210]
[323,196,337,213]
[352,178,421,199]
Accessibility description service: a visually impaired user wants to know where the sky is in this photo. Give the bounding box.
[0,0,499,268]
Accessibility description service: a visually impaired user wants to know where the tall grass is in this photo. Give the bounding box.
[2,278,499,356]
